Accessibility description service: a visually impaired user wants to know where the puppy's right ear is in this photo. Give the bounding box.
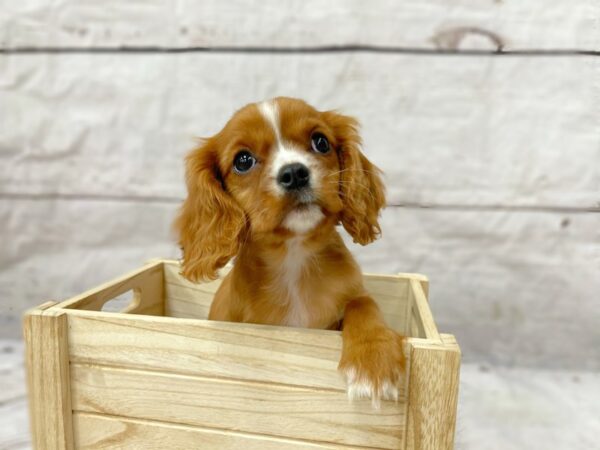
[174,138,246,282]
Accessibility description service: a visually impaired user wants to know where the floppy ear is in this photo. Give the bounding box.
[174,138,246,282]
[323,111,386,245]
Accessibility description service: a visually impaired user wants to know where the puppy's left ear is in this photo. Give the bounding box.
[323,111,386,245]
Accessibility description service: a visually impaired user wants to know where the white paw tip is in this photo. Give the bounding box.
[343,368,399,408]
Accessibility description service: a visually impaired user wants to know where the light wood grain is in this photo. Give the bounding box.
[1,54,597,209]
[0,0,595,50]
[9,357,600,450]
[405,334,461,450]
[25,265,442,449]
[163,262,228,320]
[23,304,74,450]
[67,310,345,390]
[70,363,405,449]
[398,273,429,300]
[409,313,423,340]
[164,260,411,334]
[58,260,164,315]
[362,274,411,334]
[67,309,407,398]
[409,279,441,342]
[73,412,362,450]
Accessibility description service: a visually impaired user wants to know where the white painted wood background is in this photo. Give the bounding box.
[1,0,599,369]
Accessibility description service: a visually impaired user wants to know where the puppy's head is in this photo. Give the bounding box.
[175,97,385,281]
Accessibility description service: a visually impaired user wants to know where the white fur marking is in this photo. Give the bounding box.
[258,100,322,196]
[270,145,313,179]
[282,204,324,234]
[343,367,400,409]
[258,100,282,144]
[278,236,311,327]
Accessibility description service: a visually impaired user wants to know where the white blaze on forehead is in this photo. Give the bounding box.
[258,100,283,144]
[257,100,320,193]
[270,146,313,181]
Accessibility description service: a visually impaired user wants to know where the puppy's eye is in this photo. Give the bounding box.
[311,133,330,154]
[233,150,256,174]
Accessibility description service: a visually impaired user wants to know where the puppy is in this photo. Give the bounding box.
[175,97,405,405]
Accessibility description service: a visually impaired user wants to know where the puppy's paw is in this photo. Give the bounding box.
[338,328,406,408]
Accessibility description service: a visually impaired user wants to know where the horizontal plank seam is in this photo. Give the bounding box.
[1,45,599,57]
[2,192,599,213]
[70,361,350,395]
[73,411,374,450]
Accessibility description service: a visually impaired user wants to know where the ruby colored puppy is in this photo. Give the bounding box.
[175,97,405,404]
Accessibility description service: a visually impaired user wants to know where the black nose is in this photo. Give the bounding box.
[277,163,310,191]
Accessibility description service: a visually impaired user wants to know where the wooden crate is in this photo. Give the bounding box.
[24,259,460,450]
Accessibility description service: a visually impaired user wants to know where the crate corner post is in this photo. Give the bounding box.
[405,334,461,450]
[24,303,74,450]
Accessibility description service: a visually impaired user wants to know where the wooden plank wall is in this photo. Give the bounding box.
[1,1,599,369]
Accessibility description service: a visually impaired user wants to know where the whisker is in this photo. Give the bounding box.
[323,179,373,192]
[325,168,378,177]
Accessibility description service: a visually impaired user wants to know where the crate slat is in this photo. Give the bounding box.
[58,261,164,315]
[163,262,227,319]
[70,364,405,449]
[73,413,364,449]
[67,311,348,391]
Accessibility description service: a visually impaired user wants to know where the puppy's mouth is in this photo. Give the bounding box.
[292,188,316,206]
[283,187,321,214]
[291,202,314,213]
[279,188,326,234]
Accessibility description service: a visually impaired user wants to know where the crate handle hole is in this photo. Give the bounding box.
[101,288,142,313]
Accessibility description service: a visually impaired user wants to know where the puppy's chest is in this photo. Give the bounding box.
[271,238,338,328]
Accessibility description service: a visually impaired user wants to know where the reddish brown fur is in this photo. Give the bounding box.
[174,97,405,403]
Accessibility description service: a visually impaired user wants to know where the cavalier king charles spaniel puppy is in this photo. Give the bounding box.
[175,97,405,405]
